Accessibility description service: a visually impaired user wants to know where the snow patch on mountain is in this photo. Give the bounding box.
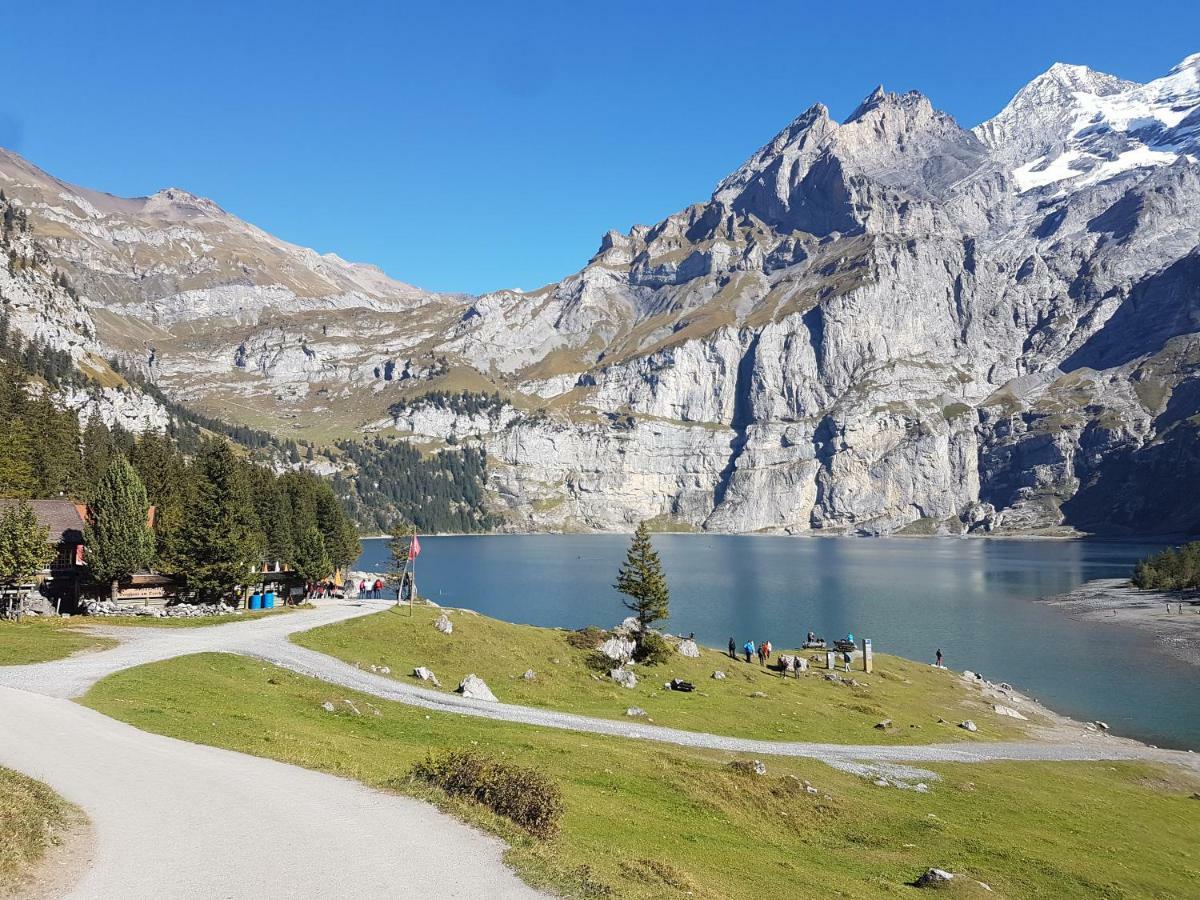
[980,53,1200,194]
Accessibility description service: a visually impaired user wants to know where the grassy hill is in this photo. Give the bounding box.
[292,605,1039,745]
[83,652,1200,899]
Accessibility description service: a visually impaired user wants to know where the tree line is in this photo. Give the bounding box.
[0,349,360,603]
[333,437,499,534]
[1132,542,1200,593]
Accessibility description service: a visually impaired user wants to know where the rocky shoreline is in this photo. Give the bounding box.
[1038,578,1200,669]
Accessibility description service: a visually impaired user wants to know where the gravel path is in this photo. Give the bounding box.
[0,684,543,899]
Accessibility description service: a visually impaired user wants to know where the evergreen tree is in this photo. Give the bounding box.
[0,500,55,613]
[84,455,155,592]
[614,521,670,642]
[388,523,416,600]
[80,417,114,499]
[314,481,360,571]
[0,419,35,498]
[175,440,264,602]
[28,398,81,498]
[129,431,191,567]
[292,524,332,584]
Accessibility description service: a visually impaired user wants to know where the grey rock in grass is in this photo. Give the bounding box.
[434,614,453,635]
[625,706,646,717]
[676,639,701,658]
[915,868,955,888]
[599,637,636,662]
[456,674,497,702]
[959,720,978,732]
[610,667,638,689]
[521,669,536,681]
[711,670,726,680]
[992,704,1027,720]
[412,666,441,688]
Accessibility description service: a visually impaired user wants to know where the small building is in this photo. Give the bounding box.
[0,499,87,610]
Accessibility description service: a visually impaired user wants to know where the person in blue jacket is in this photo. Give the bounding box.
[742,640,755,663]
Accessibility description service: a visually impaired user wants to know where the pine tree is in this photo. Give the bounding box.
[291,524,332,584]
[175,440,264,602]
[84,455,155,593]
[614,521,670,640]
[387,523,416,600]
[0,419,36,498]
[80,417,114,499]
[0,500,55,613]
[314,481,360,572]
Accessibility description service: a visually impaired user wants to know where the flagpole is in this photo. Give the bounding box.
[409,528,416,617]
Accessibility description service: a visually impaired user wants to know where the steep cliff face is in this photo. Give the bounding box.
[2,52,1199,534]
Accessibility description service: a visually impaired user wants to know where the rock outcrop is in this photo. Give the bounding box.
[3,53,1199,535]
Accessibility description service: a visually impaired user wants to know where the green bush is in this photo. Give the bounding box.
[633,631,671,665]
[1132,542,1200,592]
[566,625,608,650]
[409,750,563,839]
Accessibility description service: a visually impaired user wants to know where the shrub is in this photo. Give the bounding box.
[566,625,607,650]
[633,631,671,665]
[409,750,563,838]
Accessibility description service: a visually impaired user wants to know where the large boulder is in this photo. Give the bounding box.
[610,667,638,689]
[599,637,636,662]
[456,674,497,702]
[611,616,642,637]
[992,704,1027,720]
[676,639,701,658]
[915,868,955,888]
[434,613,453,635]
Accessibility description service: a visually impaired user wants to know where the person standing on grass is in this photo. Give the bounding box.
[728,637,737,660]
[936,648,943,668]
[743,640,754,663]
[764,639,772,661]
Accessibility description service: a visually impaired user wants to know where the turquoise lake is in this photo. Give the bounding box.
[354,535,1198,750]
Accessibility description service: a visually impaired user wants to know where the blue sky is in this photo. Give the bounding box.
[1,1,1196,294]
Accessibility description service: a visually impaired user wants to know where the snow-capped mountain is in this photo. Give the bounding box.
[977,53,1200,193]
[3,51,1200,536]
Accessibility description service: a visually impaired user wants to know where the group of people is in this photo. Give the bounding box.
[356,577,386,599]
[730,637,775,665]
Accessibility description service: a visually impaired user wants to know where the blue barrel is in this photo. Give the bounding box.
[249,593,262,610]
[264,591,275,609]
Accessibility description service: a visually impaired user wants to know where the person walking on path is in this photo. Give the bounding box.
[743,640,754,664]
[728,637,737,660]
[935,648,943,668]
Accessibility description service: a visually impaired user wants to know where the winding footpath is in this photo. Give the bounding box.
[2,599,1197,897]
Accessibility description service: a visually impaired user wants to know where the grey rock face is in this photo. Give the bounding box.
[3,54,1199,536]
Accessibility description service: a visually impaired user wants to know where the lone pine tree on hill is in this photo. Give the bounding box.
[85,455,155,595]
[615,521,670,643]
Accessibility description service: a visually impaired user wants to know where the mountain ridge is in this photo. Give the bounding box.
[2,51,1199,535]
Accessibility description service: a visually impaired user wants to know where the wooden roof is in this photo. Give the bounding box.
[0,500,86,544]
